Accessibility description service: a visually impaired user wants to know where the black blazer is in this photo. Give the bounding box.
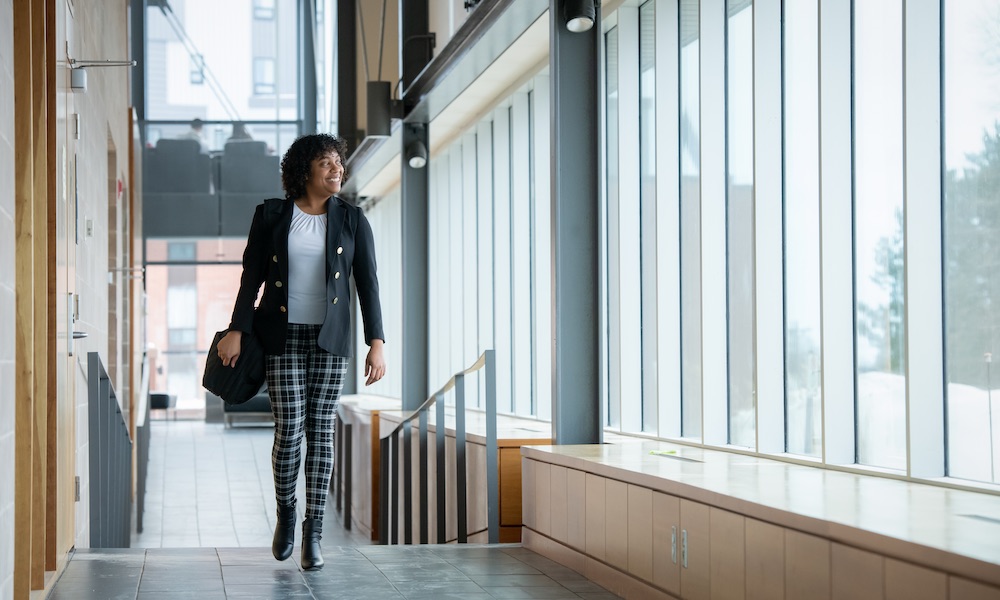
[228,196,384,357]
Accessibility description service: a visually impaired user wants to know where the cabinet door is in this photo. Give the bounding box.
[681,499,711,600]
[948,576,998,600]
[745,518,784,600]
[586,473,607,561]
[628,484,654,583]
[785,530,831,600]
[710,508,745,600]
[606,479,629,571]
[885,559,946,600]
[831,543,882,600]
[652,492,681,596]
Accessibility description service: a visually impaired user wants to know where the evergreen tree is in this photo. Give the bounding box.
[857,209,906,375]
[945,122,1000,389]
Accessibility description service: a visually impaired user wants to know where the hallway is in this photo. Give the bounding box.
[47,421,621,599]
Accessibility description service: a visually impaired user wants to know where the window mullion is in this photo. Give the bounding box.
[754,0,785,454]
[904,0,945,478]
[819,0,856,465]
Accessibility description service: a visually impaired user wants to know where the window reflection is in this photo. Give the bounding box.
[944,0,1000,484]
[727,0,755,448]
[783,0,822,457]
[854,0,906,470]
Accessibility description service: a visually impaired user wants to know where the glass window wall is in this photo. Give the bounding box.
[944,0,1000,484]
[680,0,703,439]
[783,0,822,457]
[854,0,906,470]
[726,0,755,448]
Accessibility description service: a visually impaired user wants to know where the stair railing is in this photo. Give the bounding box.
[379,349,498,544]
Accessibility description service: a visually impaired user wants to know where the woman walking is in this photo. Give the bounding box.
[216,133,385,570]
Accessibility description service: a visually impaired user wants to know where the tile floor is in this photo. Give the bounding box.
[48,420,621,599]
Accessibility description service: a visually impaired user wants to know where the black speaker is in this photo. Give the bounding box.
[367,80,392,137]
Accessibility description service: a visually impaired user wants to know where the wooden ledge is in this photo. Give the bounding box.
[521,441,1000,588]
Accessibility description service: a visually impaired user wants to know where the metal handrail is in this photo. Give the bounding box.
[379,349,498,545]
[135,354,152,534]
[135,353,150,428]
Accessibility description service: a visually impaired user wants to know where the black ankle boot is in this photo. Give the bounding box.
[300,517,324,570]
[272,503,296,561]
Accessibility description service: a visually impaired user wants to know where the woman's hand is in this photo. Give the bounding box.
[365,339,386,386]
[217,330,243,367]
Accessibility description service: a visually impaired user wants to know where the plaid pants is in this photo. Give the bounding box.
[266,323,349,520]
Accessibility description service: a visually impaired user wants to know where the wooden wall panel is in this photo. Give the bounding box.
[566,468,586,551]
[627,484,653,583]
[884,559,946,600]
[13,0,53,593]
[605,478,629,571]
[549,464,568,543]
[710,507,745,600]
[585,473,606,560]
[785,530,831,600]
[521,458,535,531]
[499,447,522,526]
[534,459,551,536]
[745,518,784,600]
[948,576,1000,600]
[831,543,883,600]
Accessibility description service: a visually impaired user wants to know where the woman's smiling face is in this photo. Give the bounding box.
[305,151,344,197]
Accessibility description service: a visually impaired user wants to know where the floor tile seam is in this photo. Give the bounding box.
[372,555,494,595]
[133,547,152,597]
[495,547,581,595]
[305,550,407,598]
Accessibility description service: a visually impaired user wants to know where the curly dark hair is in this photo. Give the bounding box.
[280,133,350,200]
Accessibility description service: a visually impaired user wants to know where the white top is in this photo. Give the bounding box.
[287,204,327,324]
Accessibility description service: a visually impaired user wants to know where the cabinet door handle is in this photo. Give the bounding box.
[671,526,677,564]
[681,529,688,568]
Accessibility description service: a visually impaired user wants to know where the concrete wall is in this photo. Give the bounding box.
[66,0,133,548]
[0,0,16,596]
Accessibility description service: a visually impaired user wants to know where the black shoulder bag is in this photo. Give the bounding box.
[202,201,280,404]
[203,329,266,405]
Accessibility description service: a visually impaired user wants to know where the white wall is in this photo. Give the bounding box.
[0,0,15,594]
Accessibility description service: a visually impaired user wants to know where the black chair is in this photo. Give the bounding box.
[219,153,281,194]
[223,140,267,156]
[149,392,177,420]
[145,139,212,193]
